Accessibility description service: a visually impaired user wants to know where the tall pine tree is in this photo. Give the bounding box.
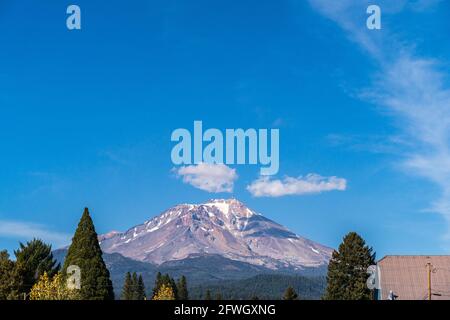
[169,276,178,300]
[323,232,375,300]
[177,275,188,300]
[63,208,114,300]
[137,275,146,300]
[131,272,139,300]
[121,272,133,300]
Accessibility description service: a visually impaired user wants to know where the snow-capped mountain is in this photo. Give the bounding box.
[99,199,333,270]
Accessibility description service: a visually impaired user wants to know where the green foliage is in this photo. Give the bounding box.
[189,274,326,300]
[0,239,60,299]
[169,276,178,300]
[121,272,133,300]
[205,289,212,300]
[137,274,146,300]
[131,272,138,299]
[0,250,18,300]
[323,232,375,300]
[55,249,327,298]
[14,239,60,296]
[62,208,114,300]
[121,272,146,300]
[177,275,188,300]
[283,286,298,300]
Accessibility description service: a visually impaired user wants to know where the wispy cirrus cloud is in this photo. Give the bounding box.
[326,133,411,155]
[374,56,450,231]
[174,163,238,193]
[247,174,346,197]
[0,220,70,247]
[307,0,450,239]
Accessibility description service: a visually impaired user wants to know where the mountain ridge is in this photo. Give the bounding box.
[99,199,333,270]
[53,248,327,299]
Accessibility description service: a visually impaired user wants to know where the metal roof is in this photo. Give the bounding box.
[378,255,450,300]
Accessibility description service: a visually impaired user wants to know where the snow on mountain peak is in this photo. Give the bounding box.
[203,201,230,217]
[99,199,333,269]
[202,198,257,219]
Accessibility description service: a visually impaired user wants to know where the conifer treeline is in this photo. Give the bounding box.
[121,272,146,300]
[0,239,60,300]
[148,272,188,300]
[0,208,114,300]
[0,206,377,300]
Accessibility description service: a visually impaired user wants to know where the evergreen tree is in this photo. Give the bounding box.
[14,239,60,296]
[8,262,24,300]
[62,208,114,300]
[215,292,223,300]
[169,276,178,300]
[136,274,146,300]
[122,272,145,300]
[205,289,212,300]
[177,275,188,300]
[0,250,16,300]
[131,272,139,300]
[251,295,259,300]
[283,286,298,300]
[121,272,133,300]
[323,232,375,300]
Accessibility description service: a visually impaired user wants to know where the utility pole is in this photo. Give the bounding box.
[426,262,432,301]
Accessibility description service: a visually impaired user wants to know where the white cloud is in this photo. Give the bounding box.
[247,174,347,197]
[376,56,450,232]
[0,220,70,247]
[307,0,450,239]
[174,163,238,193]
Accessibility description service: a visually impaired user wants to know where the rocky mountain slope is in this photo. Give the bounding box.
[99,199,333,270]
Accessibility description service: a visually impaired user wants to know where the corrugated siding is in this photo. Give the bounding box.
[378,256,450,300]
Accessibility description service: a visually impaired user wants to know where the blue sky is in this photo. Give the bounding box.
[1,0,450,259]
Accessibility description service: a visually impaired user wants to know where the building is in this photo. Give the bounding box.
[376,256,450,300]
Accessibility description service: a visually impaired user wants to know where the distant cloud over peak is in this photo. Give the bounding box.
[174,163,238,193]
[247,174,347,197]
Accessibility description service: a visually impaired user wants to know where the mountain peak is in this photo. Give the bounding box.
[99,199,333,269]
[201,198,255,218]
